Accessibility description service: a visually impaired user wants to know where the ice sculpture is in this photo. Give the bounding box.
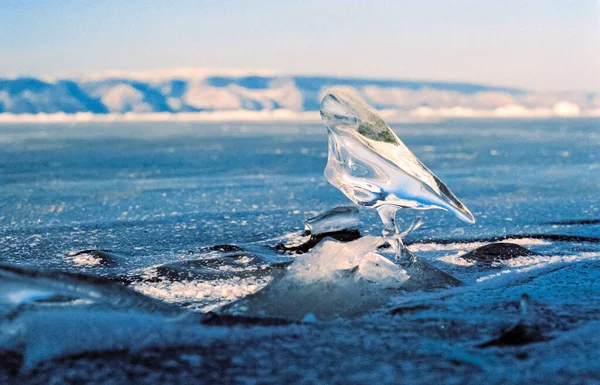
[320,88,475,261]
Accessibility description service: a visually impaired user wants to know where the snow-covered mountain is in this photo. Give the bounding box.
[0,69,598,121]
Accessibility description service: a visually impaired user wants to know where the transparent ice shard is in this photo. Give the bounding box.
[320,88,475,224]
[303,206,360,235]
[320,88,475,261]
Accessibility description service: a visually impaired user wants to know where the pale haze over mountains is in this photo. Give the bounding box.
[0,68,597,123]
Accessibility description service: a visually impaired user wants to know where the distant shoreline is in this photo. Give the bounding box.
[1,107,598,124]
[2,71,597,124]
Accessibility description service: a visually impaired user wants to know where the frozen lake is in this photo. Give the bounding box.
[0,119,599,383]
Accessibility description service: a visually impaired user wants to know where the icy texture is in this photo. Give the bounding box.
[1,120,599,382]
[0,265,183,318]
[303,206,360,235]
[286,236,407,284]
[223,236,409,319]
[154,250,291,281]
[0,265,291,371]
[320,88,475,224]
[356,252,410,289]
[223,236,469,320]
[1,309,226,372]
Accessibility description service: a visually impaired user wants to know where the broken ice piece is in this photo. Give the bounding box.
[276,206,361,254]
[355,252,410,289]
[303,206,360,235]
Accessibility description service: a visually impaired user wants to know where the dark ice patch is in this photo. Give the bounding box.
[204,245,245,253]
[479,294,550,348]
[154,253,292,282]
[200,312,296,327]
[0,351,21,376]
[65,250,125,267]
[478,323,547,347]
[460,243,539,265]
[390,304,430,316]
[407,233,600,245]
[276,229,362,254]
[545,219,600,226]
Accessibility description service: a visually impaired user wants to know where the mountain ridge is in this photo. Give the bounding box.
[0,70,597,120]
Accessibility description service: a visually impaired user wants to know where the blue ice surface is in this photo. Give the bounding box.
[0,119,599,381]
[0,119,597,272]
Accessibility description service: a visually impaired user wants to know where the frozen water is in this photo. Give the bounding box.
[303,206,359,235]
[320,88,475,224]
[223,236,405,319]
[356,252,410,289]
[0,264,295,371]
[0,306,293,373]
[286,236,393,283]
[222,235,462,319]
[0,265,184,318]
[0,120,599,382]
[320,88,476,262]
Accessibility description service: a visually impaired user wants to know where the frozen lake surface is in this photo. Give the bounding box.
[0,119,599,383]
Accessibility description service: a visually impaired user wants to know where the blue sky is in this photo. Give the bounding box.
[1,0,598,91]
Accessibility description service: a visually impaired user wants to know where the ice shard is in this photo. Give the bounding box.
[320,88,475,224]
[303,206,360,235]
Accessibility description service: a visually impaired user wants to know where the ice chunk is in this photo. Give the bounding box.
[65,249,125,267]
[0,264,183,318]
[222,235,462,320]
[275,206,362,254]
[356,252,410,289]
[1,307,293,372]
[222,236,411,320]
[320,88,475,224]
[0,265,295,371]
[303,206,360,235]
[286,236,388,282]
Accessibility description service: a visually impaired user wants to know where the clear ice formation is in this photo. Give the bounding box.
[0,264,184,318]
[0,264,292,371]
[303,206,360,235]
[222,235,462,320]
[320,88,475,224]
[223,236,410,320]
